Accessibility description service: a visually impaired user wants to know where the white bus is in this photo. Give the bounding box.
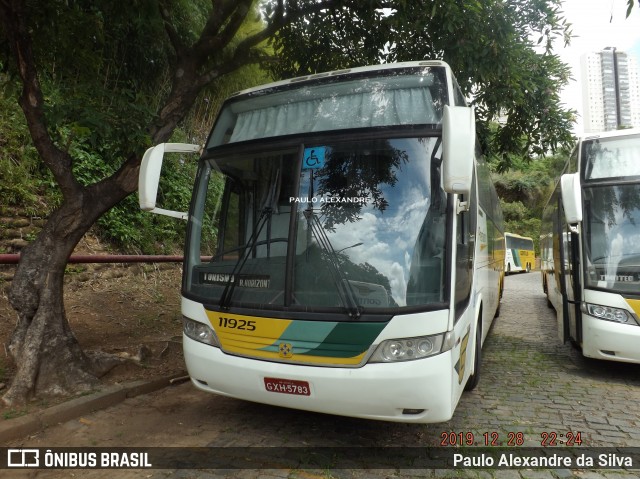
[541,129,640,364]
[504,232,535,274]
[139,61,505,423]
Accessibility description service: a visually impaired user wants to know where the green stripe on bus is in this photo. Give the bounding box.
[259,320,336,354]
[303,322,388,358]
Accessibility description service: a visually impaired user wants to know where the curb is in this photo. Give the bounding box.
[0,372,188,444]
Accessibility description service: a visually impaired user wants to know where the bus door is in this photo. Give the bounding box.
[560,222,582,344]
[551,193,569,343]
[452,185,477,400]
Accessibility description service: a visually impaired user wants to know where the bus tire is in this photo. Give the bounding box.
[464,315,482,391]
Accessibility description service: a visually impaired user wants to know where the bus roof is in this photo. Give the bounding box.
[228,61,451,98]
[580,128,640,141]
[504,232,533,239]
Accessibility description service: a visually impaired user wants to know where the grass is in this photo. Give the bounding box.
[3,408,27,420]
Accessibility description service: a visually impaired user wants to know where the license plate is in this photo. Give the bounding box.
[264,377,310,396]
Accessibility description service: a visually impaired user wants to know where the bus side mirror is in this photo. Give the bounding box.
[442,105,475,196]
[139,143,201,220]
[560,172,582,224]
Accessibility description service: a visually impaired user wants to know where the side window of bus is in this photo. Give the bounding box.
[218,179,243,261]
[569,145,579,173]
[454,170,477,319]
[452,78,467,106]
[455,201,472,318]
[454,164,483,321]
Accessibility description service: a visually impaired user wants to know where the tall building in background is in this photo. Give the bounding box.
[581,47,640,133]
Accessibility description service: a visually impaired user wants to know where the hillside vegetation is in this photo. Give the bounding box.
[0,64,269,256]
[490,150,569,253]
[0,79,568,258]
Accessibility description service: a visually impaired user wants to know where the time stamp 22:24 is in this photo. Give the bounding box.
[440,431,583,447]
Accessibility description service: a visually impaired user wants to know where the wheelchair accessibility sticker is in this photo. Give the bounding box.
[303,147,326,169]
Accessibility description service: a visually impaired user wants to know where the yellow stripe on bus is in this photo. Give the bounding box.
[205,310,292,351]
[625,299,640,318]
[219,345,367,365]
[203,310,369,365]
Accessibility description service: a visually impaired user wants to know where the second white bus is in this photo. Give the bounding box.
[541,129,640,364]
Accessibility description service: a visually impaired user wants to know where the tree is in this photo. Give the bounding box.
[0,0,576,405]
[0,0,295,406]
[272,0,576,169]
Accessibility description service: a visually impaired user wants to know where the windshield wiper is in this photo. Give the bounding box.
[218,165,282,309]
[304,207,362,319]
[219,207,272,309]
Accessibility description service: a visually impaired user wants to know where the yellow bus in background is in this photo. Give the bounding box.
[504,232,534,274]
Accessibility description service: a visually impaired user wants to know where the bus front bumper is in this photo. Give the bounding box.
[582,314,640,364]
[183,335,456,423]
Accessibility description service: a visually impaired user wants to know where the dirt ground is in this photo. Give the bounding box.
[0,259,186,422]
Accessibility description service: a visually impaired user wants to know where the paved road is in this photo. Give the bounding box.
[7,272,640,479]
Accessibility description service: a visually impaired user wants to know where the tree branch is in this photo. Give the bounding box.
[236,0,339,53]
[158,1,186,56]
[201,0,241,41]
[192,0,254,57]
[193,0,349,88]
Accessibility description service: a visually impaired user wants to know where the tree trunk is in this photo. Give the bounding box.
[0,0,236,406]
[4,195,123,406]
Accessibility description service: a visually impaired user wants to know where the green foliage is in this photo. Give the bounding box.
[268,2,388,77]
[0,1,270,253]
[493,148,572,255]
[501,199,542,254]
[1,0,576,257]
[493,169,548,212]
[22,1,177,163]
[183,63,273,144]
[0,77,58,212]
[501,200,529,223]
[270,0,576,163]
[2,408,28,420]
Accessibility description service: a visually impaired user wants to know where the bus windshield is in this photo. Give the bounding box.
[583,183,640,293]
[583,134,640,180]
[505,234,534,251]
[206,67,448,148]
[186,136,448,314]
[581,134,640,293]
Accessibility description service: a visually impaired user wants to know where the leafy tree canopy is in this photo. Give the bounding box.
[270,0,576,170]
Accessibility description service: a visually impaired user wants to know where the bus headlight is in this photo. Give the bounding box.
[183,316,220,346]
[585,304,638,325]
[368,333,453,363]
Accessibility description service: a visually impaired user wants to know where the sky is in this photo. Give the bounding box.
[555,0,640,133]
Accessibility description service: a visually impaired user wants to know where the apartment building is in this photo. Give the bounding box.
[581,47,640,132]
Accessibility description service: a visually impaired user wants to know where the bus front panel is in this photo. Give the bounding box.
[182,298,459,423]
